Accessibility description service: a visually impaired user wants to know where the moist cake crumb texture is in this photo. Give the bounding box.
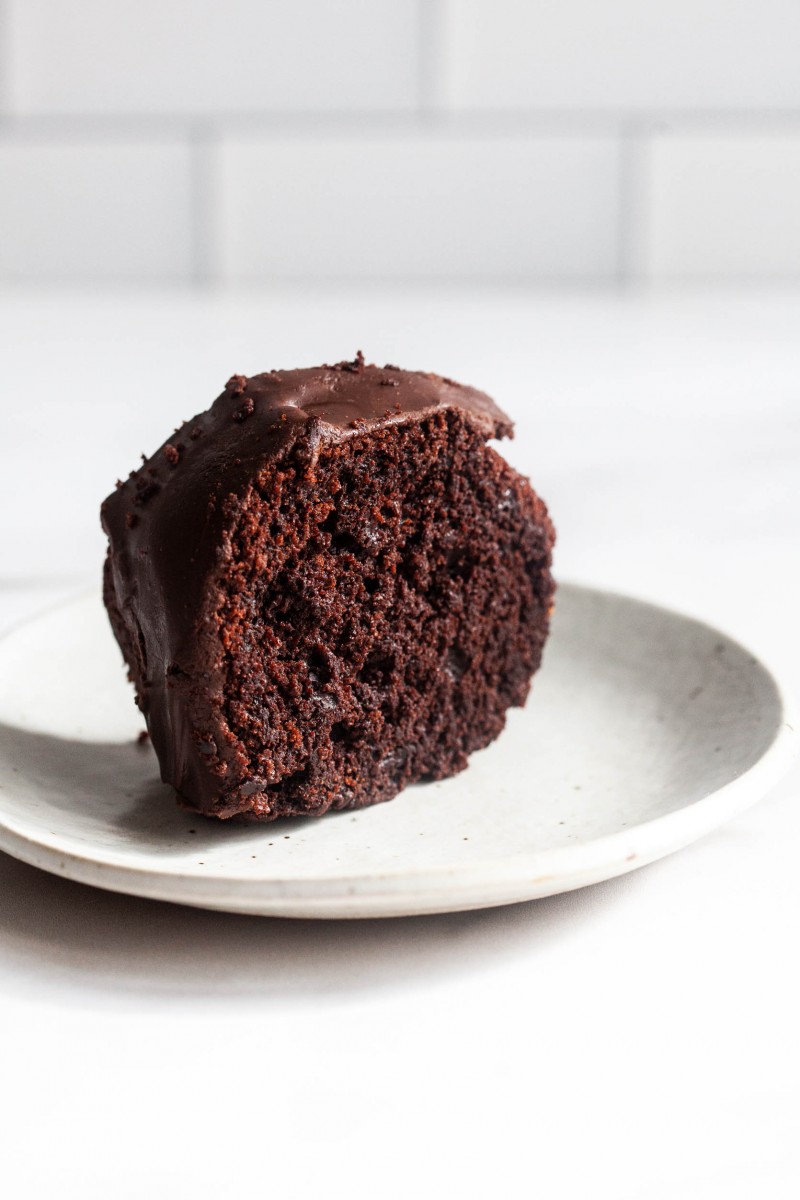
[101,356,556,821]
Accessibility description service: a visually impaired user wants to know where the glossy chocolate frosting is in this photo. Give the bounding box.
[101,355,514,812]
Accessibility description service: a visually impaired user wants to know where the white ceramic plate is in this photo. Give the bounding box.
[0,584,795,918]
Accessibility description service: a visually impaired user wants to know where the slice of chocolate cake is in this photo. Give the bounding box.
[101,356,555,821]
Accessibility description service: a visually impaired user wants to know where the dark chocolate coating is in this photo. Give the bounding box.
[101,356,519,815]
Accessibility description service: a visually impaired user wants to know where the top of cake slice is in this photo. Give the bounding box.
[101,354,513,660]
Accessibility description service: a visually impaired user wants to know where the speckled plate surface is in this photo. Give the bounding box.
[0,584,795,918]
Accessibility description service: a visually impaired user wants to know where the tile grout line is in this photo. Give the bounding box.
[418,0,445,117]
[4,110,800,141]
[616,121,649,286]
[189,120,215,286]
[0,0,9,117]
[615,124,635,285]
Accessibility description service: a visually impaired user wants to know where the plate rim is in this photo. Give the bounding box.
[0,581,797,917]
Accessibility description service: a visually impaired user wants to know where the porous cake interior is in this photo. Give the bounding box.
[209,409,552,818]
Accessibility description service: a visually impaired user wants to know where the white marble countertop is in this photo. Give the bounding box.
[1,285,798,1200]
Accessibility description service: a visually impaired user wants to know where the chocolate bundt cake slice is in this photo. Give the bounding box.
[101,356,555,821]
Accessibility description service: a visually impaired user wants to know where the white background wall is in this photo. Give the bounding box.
[1,0,800,284]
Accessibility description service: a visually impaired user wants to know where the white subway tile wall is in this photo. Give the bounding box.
[644,133,800,279]
[1,0,799,284]
[216,134,620,281]
[8,0,420,114]
[0,139,193,281]
[440,0,800,111]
